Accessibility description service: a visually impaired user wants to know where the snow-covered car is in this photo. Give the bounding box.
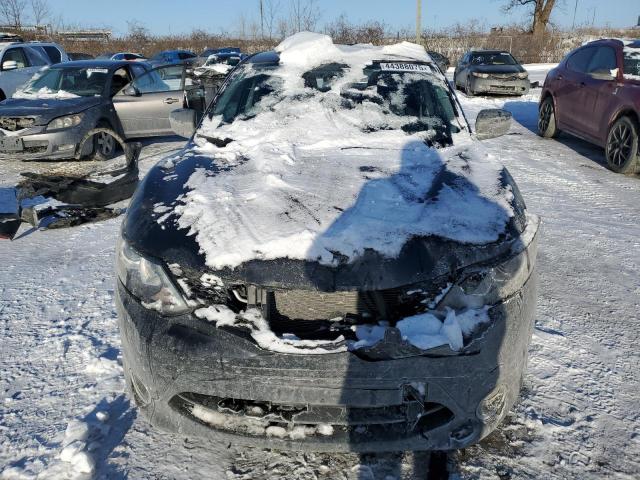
[192,54,237,78]
[116,33,540,452]
[0,60,201,160]
[0,42,52,101]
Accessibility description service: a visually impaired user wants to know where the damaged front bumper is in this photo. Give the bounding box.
[0,123,92,161]
[470,76,530,96]
[115,219,540,452]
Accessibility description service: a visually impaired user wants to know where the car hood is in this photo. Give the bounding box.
[123,140,529,291]
[471,64,525,75]
[0,96,104,124]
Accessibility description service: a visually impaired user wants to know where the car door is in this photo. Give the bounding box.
[113,64,186,138]
[581,45,619,143]
[0,47,38,98]
[554,46,596,135]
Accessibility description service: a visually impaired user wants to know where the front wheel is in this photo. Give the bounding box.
[606,116,639,174]
[93,130,118,160]
[538,96,560,138]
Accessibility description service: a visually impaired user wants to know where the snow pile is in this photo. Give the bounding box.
[172,32,515,270]
[13,87,80,100]
[622,40,640,80]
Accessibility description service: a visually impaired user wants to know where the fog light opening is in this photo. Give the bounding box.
[56,143,76,152]
[451,420,476,442]
[477,385,507,425]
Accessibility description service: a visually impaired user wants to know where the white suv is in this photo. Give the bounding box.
[0,43,55,101]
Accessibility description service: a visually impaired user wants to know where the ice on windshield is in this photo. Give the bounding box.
[16,67,108,98]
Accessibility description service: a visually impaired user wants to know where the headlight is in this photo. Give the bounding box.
[517,72,529,79]
[472,72,489,78]
[47,113,83,131]
[116,237,190,315]
[435,245,534,310]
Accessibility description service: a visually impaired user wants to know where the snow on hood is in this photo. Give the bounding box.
[13,87,81,100]
[169,33,516,271]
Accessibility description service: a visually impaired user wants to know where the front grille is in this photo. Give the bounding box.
[0,116,35,131]
[489,74,519,81]
[171,392,454,441]
[23,141,48,154]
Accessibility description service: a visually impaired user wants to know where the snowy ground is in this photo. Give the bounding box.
[1,65,640,479]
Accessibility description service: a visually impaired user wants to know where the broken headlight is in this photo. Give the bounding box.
[436,246,534,310]
[116,237,189,315]
[47,113,83,131]
[517,72,529,79]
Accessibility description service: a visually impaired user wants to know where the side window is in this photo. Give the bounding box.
[24,47,49,67]
[42,46,62,64]
[587,47,617,73]
[131,66,182,94]
[178,52,195,60]
[2,47,28,69]
[567,47,595,73]
[130,63,146,78]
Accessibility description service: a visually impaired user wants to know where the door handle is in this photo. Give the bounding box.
[163,98,179,104]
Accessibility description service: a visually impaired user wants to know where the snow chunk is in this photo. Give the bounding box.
[64,420,90,443]
[397,307,490,351]
[195,305,237,324]
[59,440,86,462]
[13,87,80,100]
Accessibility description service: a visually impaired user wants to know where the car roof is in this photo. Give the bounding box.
[469,50,511,55]
[49,59,135,69]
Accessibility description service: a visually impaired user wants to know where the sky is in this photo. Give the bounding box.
[51,0,638,36]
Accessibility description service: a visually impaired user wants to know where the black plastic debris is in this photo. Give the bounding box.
[1,128,142,239]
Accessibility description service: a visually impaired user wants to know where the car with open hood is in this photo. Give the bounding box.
[116,33,540,452]
[0,60,202,160]
[454,49,530,96]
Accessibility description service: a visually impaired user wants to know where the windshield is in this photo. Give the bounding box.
[22,67,108,97]
[209,62,461,146]
[623,42,640,77]
[470,52,517,66]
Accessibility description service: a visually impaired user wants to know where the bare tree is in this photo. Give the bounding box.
[289,0,320,33]
[264,0,281,39]
[0,0,28,29]
[31,0,50,25]
[502,0,559,36]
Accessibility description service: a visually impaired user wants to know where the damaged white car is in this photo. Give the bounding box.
[115,33,540,452]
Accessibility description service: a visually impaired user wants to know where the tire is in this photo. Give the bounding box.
[465,76,475,97]
[93,127,118,161]
[538,96,560,138]
[0,90,5,102]
[605,116,639,174]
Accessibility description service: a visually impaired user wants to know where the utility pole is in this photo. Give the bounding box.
[259,0,264,38]
[416,0,422,45]
[572,0,578,29]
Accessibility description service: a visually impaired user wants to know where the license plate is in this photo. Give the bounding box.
[0,137,24,152]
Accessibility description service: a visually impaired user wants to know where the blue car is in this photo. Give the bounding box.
[149,49,198,67]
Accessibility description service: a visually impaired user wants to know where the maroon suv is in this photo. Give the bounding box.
[538,39,640,174]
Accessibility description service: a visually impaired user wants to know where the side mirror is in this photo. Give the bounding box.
[123,85,140,96]
[475,109,512,140]
[589,69,615,81]
[170,108,197,138]
[2,60,18,71]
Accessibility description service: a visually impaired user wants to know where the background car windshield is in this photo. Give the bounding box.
[23,67,108,96]
[471,52,517,65]
[623,43,640,76]
[211,63,459,140]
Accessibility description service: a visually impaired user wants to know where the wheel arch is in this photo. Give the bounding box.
[609,108,640,131]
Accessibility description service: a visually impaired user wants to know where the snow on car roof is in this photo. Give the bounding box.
[166,33,516,271]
